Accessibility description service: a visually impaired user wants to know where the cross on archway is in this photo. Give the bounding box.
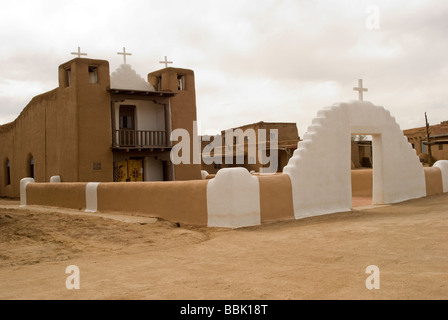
[117,47,132,64]
[353,79,368,101]
[71,46,87,58]
[159,56,173,68]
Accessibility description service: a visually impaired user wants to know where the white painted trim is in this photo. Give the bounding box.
[20,178,35,207]
[50,175,61,183]
[207,168,261,228]
[433,160,448,193]
[85,182,100,213]
[201,170,209,180]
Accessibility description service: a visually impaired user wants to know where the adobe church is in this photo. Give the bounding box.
[0,56,201,198]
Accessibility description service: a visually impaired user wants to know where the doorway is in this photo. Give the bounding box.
[119,105,136,146]
[351,134,374,207]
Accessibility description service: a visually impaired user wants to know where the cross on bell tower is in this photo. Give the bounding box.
[117,47,132,64]
[159,56,173,68]
[353,79,368,101]
[71,46,87,58]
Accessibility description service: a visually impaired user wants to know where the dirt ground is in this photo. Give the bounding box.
[0,194,447,300]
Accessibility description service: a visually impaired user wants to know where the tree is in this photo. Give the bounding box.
[424,112,435,166]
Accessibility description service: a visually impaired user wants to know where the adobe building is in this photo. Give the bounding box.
[201,121,300,174]
[404,121,448,164]
[0,57,201,198]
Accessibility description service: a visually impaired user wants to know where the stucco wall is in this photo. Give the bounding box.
[351,169,373,197]
[26,182,87,209]
[257,174,294,223]
[19,159,448,228]
[283,101,426,219]
[0,58,113,198]
[97,181,208,225]
[423,167,443,196]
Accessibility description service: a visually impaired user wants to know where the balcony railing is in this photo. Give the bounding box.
[113,130,168,148]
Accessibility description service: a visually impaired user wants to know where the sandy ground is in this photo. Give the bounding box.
[0,194,447,300]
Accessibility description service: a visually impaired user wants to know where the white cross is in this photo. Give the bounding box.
[117,47,132,64]
[159,56,173,68]
[71,46,87,58]
[353,79,368,101]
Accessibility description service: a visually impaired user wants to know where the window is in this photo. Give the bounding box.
[5,159,11,186]
[157,76,162,91]
[177,74,185,91]
[88,66,98,83]
[422,141,427,154]
[439,144,444,151]
[66,68,72,86]
[28,154,34,179]
[119,106,135,130]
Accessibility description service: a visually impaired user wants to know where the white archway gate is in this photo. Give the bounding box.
[283,101,426,219]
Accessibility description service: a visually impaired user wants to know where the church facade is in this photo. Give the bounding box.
[0,57,201,198]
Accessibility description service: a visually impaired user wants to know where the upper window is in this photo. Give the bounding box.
[66,68,72,86]
[157,76,162,91]
[88,66,98,83]
[177,75,185,91]
[5,159,11,186]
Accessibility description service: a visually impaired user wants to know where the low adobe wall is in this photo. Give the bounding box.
[350,167,444,198]
[20,161,448,228]
[97,181,208,225]
[351,169,373,197]
[257,174,294,224]
[423,166,443,196]
[26,182,87,209]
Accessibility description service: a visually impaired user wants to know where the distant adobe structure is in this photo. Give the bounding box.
[404,121,448,165]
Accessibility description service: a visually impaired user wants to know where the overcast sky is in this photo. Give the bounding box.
[0,0,447,136]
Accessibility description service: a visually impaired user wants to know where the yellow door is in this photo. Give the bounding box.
[117,160,128,182]
[128,159,143,181]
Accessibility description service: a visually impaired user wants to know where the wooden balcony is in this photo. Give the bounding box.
[113,130,168,149]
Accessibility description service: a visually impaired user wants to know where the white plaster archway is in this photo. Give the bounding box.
[283,101,426,219]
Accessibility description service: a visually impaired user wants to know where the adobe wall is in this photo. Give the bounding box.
[0,87,75,198]
[0,58,113,198]
[96,181,208,225]
[20,159,448,228]
[424,166,444,196]
[257,174,294,223]
[351,169,373,197]
[26,183,87,209]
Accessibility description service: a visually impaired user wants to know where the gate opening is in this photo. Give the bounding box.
[351,134,373,207]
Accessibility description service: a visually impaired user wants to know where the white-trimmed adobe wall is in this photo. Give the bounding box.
[283,100,426,219]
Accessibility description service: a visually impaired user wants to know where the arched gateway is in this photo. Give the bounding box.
[283,100,426,219]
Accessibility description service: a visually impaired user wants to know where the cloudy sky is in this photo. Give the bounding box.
[0,0,447,136]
